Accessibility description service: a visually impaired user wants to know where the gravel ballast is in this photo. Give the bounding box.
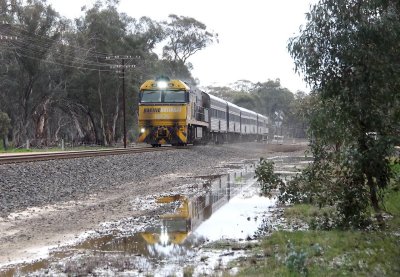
[0,144,271,216]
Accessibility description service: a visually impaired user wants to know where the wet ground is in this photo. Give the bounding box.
[1,155,310,277]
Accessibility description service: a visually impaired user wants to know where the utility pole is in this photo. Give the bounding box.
[106,55,136,148]
[122,58,126,148]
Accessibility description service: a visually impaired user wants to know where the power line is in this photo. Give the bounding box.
[1,23,141,71]
[1,23,113,58]
[15,51,114,72]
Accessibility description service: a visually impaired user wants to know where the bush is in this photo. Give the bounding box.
[255,158,283,197]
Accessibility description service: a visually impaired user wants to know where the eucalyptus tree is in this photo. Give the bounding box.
[205,85,239,102]
[161,14,217,76]
[72,2,165,145]
[0,0,63,146]
[288,0,400,227]
[231,80,255,93]
[252,79,295,119]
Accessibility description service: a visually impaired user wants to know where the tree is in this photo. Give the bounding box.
[0,1,205,148]
[162,14,217,64]
[72,2,165,145]
[288,0,400,227]
[233,93,259,111]
[0,0,63,146]
[0,112,11,150]
[231,79,255,93]
[205,85,239,102]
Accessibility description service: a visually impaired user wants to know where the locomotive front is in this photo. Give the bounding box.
[137,76,191,147]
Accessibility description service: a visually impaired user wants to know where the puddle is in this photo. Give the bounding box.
[1,156,309,276]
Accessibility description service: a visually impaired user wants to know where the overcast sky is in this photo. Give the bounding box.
[48,0,316,93]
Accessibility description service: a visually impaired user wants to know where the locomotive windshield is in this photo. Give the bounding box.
[140,90,162,103]
[140,90,187,103]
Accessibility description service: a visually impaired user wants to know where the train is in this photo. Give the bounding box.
[137,76,269,147]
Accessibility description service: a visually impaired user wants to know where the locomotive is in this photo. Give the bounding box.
[137,76,268,146]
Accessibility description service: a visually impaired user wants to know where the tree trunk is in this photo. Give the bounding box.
[54,117,65,142]
[35,98,50,146]
[2,136,7,150]
[111,83,121,144]
[19,77,35,144]
[71,112,84,139]
[87,110,99,144]
[359,132,384,228]
[97,71,107,146]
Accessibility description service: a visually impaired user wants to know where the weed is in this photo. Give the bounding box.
[285,241,308,276]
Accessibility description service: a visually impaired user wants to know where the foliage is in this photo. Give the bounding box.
[255,158,284,197]
[287,0,400,228]
[162,14,217,64]
[255,156,326,205]
[285,241,309,276]
[252,79,294,120]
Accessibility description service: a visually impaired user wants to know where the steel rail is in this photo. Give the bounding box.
[0,146,179,165]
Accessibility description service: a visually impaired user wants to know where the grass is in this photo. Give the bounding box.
[384,185,400,232]
[283,204,335,224]
[0,144,113,153]
[0,144,33,153]
[236,230,400,276]
[231,181,400,276]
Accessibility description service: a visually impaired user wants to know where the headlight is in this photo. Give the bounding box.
[157,81,168,89]
[140,128,146,133]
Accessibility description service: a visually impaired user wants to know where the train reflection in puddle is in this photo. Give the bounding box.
[74,163,259,260]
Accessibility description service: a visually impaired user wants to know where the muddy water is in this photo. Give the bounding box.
[1,156,308,276]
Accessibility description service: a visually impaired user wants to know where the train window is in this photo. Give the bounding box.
[141,90,162,103]
[164,90,186,103]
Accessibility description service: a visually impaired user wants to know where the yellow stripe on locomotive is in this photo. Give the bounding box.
[138,77,192,146]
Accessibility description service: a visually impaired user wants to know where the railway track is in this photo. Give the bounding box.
[0,146,179,165]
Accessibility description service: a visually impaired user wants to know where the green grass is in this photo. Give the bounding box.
[0,144,112,153]
[284,204,335,223]
[0,146,33,153]
[236,230,400,277]
[232,188,400,277]
[384,185,400,232]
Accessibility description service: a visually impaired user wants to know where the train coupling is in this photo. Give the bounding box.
[157,127,168,138]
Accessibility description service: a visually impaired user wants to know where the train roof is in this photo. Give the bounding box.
[257,113,268,120]
[238,105,258,116]
[227,101,240,109]
[140,79,190,91]
[208,94,228,105]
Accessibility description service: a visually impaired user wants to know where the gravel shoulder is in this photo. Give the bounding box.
[0,142,308,267]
